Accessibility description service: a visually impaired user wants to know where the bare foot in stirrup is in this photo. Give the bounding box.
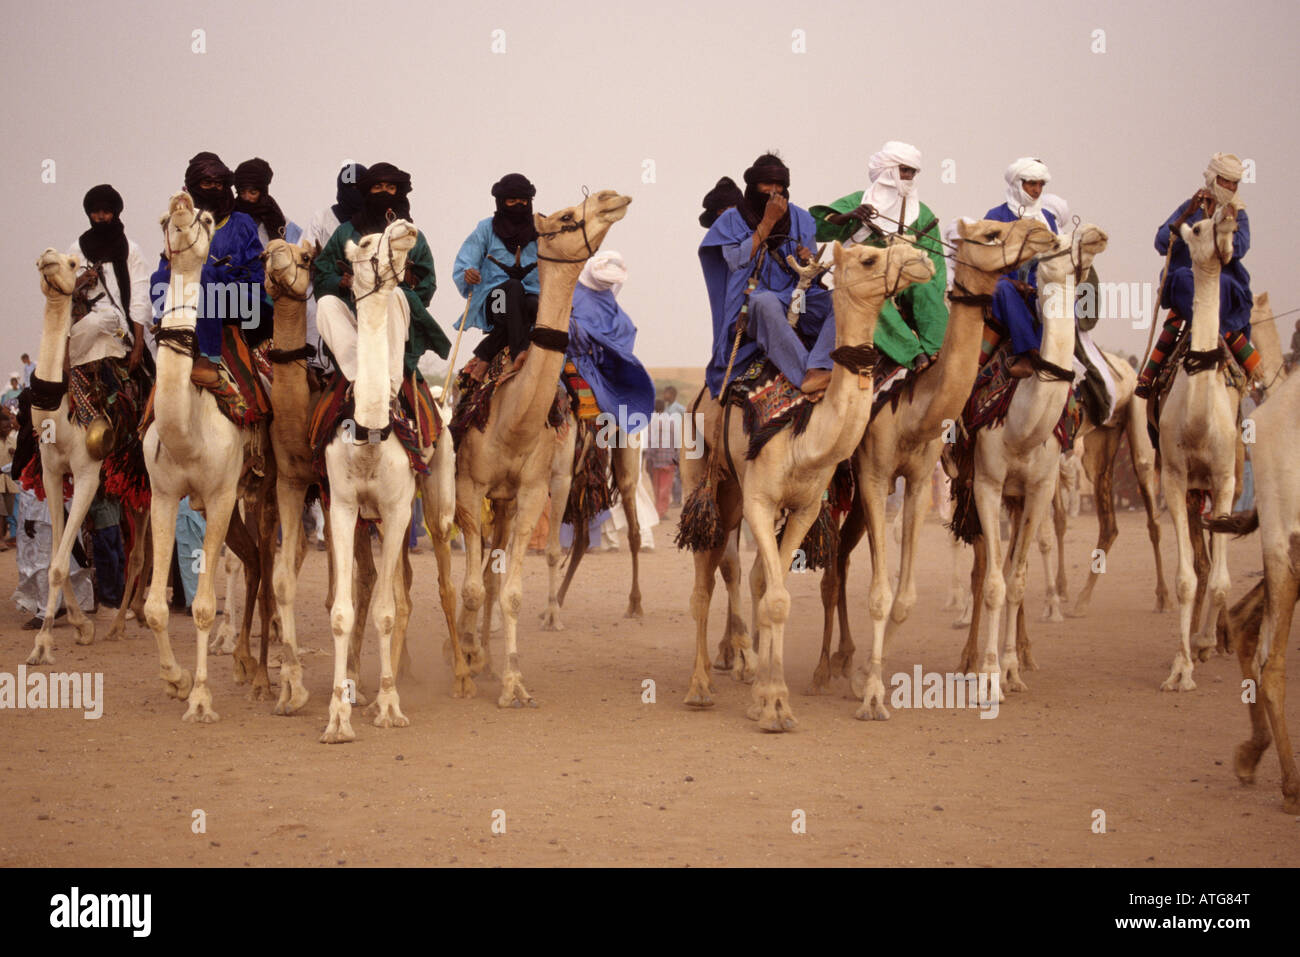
[800,368,831,400]
[466,357,488,382]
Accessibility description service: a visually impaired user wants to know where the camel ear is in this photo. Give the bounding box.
[533,212,546,232]
[1178,223,1193,243]
[956,218,975,240]
[1256,291,1269,307]
[831,241,843,266]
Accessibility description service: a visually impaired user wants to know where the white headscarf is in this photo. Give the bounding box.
[1003,157,1052,224]
[1040,192,1070,233]
[1204,152,1245,208]
[856,141,923,243]
[578,250,627,296]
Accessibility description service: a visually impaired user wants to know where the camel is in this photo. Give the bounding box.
[1204,371,1300,812]
[142,191,277,721]
[805,217,1057,715]
[24,249,159,665]
[320,220,437,742]
[1155,207,1245,691]
[1035,352,1168,620]
[957,225,1110,699]
[454,189,631,708]
[682,237,934,730]
[539,415,645,629]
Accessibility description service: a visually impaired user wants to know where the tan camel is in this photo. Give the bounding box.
[1157,207,1244,691]
[142,191,275,721]
[540,415,645,629]
[1204,371,1300,812]
[806,218,1056,714]
[453,189,631,709]
[682,238,934,730]
[960,225,1110,699]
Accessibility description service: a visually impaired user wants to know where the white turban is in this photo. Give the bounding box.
[1204,152,1245,207]
[1003,157,1052,225]
[578,250,627,296]
[857,141,923,243]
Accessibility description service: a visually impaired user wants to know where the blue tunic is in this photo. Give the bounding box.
[1155,201,1253,334]
[567,285,656,435]
[150,211,266,359]
[698,205,832,398]
[984,203,1059,235]
[451,217,540,332]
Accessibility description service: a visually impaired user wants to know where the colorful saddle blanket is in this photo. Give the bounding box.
[139,325,271,437]
[725,358,814,461]
[562,361,600,421]
[308,371,443,482]
[449,349,569,451]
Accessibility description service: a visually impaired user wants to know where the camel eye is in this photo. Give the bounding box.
[561,213,573,221]
[984,231,997,240]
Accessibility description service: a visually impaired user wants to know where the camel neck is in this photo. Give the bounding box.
[820,286,884,462]
[353,284,392,431]
[1189,258,1222,353]
[911,264,992,436]
[499,258,580,442]
[36,293,70,384]
[154,270,203,455]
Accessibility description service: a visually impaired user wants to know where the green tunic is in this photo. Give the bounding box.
[313,222,451,375]
[810,192,949,369]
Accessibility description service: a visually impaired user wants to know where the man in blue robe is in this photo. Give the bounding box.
[453,173,541,379]
[150,152,265,387]
[1136,153,1256,396]
[567,251,655,431]
[699,153,835,398]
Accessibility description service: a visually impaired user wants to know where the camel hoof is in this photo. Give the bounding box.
[232,654,257,685]
[497,675,535,709]
[684,688,714,709]
[539,606,564,631]
[1003,674,1028,693]
[624,603,643,619]
[248,682,273,703]
[1282,792,1300,815]
[1160,675,1196,692]
[372,691,410,728]
[163,669,194,700]
[829,651,854,679]
[319,727,356,744]
[1234,741,1265,784]
[451,676,477,699]
[855,701,891,721]
[806,676,833,696]
[182,687,219,723]
[758,711,798,733]
[1194,645,1215,663]
[75,621,95,645]
[26,640,54,667]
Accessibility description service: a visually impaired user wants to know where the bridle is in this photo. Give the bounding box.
[535,187,599,264]
[162,205,213,262]
[264,247,313,302]
[349,215,411,304]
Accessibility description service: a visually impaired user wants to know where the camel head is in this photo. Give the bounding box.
[535,190,632,264]
[262,238,315,300]
[159,190,214,273]
[345,219,418,299]
[1179,206,1238,266]
[1036,223,1109,287]
[955,217,1056,275]
[36,247,78,299]
[831,237,934,310]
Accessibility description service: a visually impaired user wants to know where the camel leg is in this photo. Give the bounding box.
[1199,476,1237,660]
[1257,564,1300,811]
[971,476,1009,703]
[686,539,729,709]
[145,492,191,701]
[247,485,278,701]
[496,481,548,709]
[555,512,590,619]
[1161,473,1198,691]
[479,501,513,679]
[211,543,240,654]
[182,486,238,723]
[1048,481,1069,620]
[714,531,747,671]
[831,501,865,681]
[106,508,148,642]
[746,496,813,733]
[432,523,472,698]
[809,531,840,696]
[322,498,359,744]
[746,550,765,679]
[456,478,490,679]
[541,421,576,631]
[26,466,92,664]
[347,522,376,705]
[957,534,987,672]
[1188,505,1211,642]
[223,508,260,685]
[850,473,894,721]
[951,538,974,627]
[370,509,410,729]
[388,540,413,688]
[614,443,643,618]
[417,431,470,697]
[1002,479,1056,693]
[1073,426,1121,616]
[1231,581,1271,784]
[272,480,310,715]
[1128,420,1171,614]
[128,518,151,622]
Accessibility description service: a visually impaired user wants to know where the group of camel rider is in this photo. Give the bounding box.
[696,147,1256,411]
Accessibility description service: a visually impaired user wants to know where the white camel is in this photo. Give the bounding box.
[1158,207,1243,691]
[962,225,1109,698]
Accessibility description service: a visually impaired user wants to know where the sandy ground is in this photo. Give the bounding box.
[0,506,1296,868]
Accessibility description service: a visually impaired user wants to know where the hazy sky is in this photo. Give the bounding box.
[3,0,1296,373]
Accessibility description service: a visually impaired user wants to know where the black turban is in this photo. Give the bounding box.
[490,173,537,252]
[233,157,287,239]
[78,185,130,317]
[351,162,413,235]
[699,176,743,228]
[82,184,123,218]
[184,151,235,221]
[332,163,367,224]
[742,153,790,188]
[739,153,791,242]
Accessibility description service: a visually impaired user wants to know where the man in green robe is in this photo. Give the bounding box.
[810,141,948,373]
[313,162,450,391]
